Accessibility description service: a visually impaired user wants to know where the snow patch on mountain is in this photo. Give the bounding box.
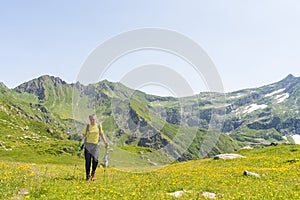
[228,93,246,99]
[282,136,287,141]
[243,104,268,114]
[275,93,289,103]
[292,135,300,144]
[265,88,285,97]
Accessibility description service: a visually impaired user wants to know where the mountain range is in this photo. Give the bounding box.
[1,74,299,161]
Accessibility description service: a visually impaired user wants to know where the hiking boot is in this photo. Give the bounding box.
[91,174,96,181]
[86,175,90,181]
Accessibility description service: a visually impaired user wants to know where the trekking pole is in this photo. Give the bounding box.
[103,146,109,183]
[104,147,109,169]
[75,137,84,180]
[77,138,84,157]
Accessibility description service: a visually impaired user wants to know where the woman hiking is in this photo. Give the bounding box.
[80,114,108,181]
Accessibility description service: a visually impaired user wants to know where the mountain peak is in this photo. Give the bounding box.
[278,74,299,86]
[0,81,8,89]
[37,75,67,86]
[14,75,68,100]
[284,74,295,80]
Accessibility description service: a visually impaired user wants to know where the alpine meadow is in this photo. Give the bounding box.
[0,74,300,199]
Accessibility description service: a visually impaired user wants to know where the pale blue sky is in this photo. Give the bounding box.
[1,0,300,96]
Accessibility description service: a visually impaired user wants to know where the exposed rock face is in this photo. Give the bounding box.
[247,117,282,130]
[199,109,212,122]
[14,75,67,100]
[128,107,139,132]
[16,80,45,100]
[73,81,84,91]
[138,132,168,149]
[123,105,170,150]
[282,118,300,134]
[187,117,200,127]
[234,92,260,107]
[165,108,181,125]
[222,118,244,132]
[247,117,300,134]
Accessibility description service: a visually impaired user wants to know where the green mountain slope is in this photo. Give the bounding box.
[1,74,300,162]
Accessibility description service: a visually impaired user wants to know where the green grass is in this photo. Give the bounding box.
[0,145,299,199]
[130,98,150,121]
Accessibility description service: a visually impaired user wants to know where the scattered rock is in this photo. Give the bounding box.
[39,106,49,113]
[270,142,278,146]
[285,158,299,163]
[214,154,245,160]
[201,191,216,199]
[167,190,186,197]
[0,105,10,115]
[18,188,29,195]
[140,155,144,159]
[244,170,260,177]
[47,128,53,134]
[147,159,157,166]
[241,146,253,150]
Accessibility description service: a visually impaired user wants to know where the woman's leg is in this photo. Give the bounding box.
[91,157,98,180]
[84,148,92,180]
